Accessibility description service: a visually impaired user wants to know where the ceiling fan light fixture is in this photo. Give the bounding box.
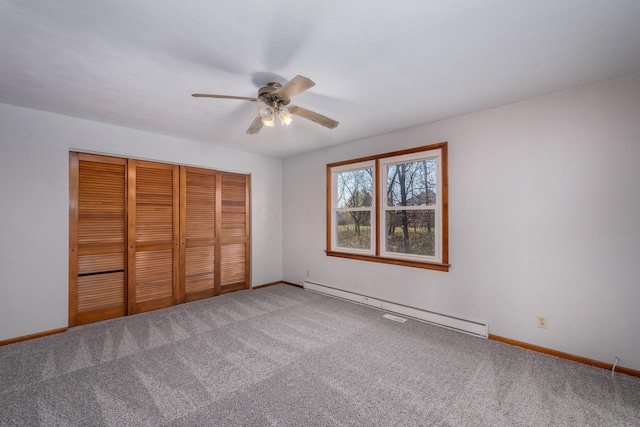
[260,106,275,127]
[278,107,293,126]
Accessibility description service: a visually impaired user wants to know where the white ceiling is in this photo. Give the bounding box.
[1,1,640,158]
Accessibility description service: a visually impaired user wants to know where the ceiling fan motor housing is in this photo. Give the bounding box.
[258,82,290,106]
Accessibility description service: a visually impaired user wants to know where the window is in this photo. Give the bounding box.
[327,143,448,271]
[331,161,375,254]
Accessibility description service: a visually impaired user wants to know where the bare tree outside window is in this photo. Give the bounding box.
[385,159,437,257]
[335,167,373,250]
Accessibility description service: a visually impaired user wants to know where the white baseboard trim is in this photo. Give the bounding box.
[303,281,488,339]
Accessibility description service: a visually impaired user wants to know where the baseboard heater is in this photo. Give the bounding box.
[303,281,488,339]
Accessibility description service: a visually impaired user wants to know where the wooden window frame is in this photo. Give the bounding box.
[326,142,449,272]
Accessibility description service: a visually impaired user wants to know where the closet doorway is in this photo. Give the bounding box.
[69,152,250,326]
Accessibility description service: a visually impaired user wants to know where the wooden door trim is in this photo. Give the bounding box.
[245,174,251,289]
[68,152,79,326]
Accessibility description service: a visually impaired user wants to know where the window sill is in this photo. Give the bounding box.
[325,250,450,272]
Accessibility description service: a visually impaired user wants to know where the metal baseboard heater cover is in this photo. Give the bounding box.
[303,281,488,339]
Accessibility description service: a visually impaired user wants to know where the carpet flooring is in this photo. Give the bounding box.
[1,284,639,426]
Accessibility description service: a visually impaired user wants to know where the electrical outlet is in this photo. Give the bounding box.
[537,315,548,329]
[306,269,310,277]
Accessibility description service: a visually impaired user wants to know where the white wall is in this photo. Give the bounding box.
[283,72,640,370]
[0,104,283,341]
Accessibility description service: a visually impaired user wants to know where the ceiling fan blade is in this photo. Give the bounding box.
[246,114,264,134]
[288,105,339,129]
[192,94,258,102]
[279,75,316,99]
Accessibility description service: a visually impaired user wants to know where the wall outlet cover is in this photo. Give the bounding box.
[537,315,548,329]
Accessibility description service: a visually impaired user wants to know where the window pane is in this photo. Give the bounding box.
[336,168,373,208]
[386,159,437,207]
[385,210,435,256]
[336,211,371,250]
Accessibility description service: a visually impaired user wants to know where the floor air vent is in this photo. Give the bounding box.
[303,281,488,339]
[383,313,407,323]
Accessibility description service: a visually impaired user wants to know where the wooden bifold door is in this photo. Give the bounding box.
[69,153,250,326]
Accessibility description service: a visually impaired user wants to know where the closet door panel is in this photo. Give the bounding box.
[135,250,174,301]
[180,167,218,302]
[219,172,250,293]
[77,254,125,314]
[77,273,125,311]
[78,253,125,273]
[69,153,127,326]
[185,246,215,294]
[220,243,245,290]
[128,160,179,314]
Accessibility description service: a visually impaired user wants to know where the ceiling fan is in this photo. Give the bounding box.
[192,75,339,134]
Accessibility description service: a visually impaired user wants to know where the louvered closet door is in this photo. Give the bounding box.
[220,172,250,293]
[128,160,179,314]
[69,153,127,326]
[180,166,219,302]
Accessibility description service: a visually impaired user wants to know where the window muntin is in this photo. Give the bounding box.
[331,161,375,254]
[326,143,448,271]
